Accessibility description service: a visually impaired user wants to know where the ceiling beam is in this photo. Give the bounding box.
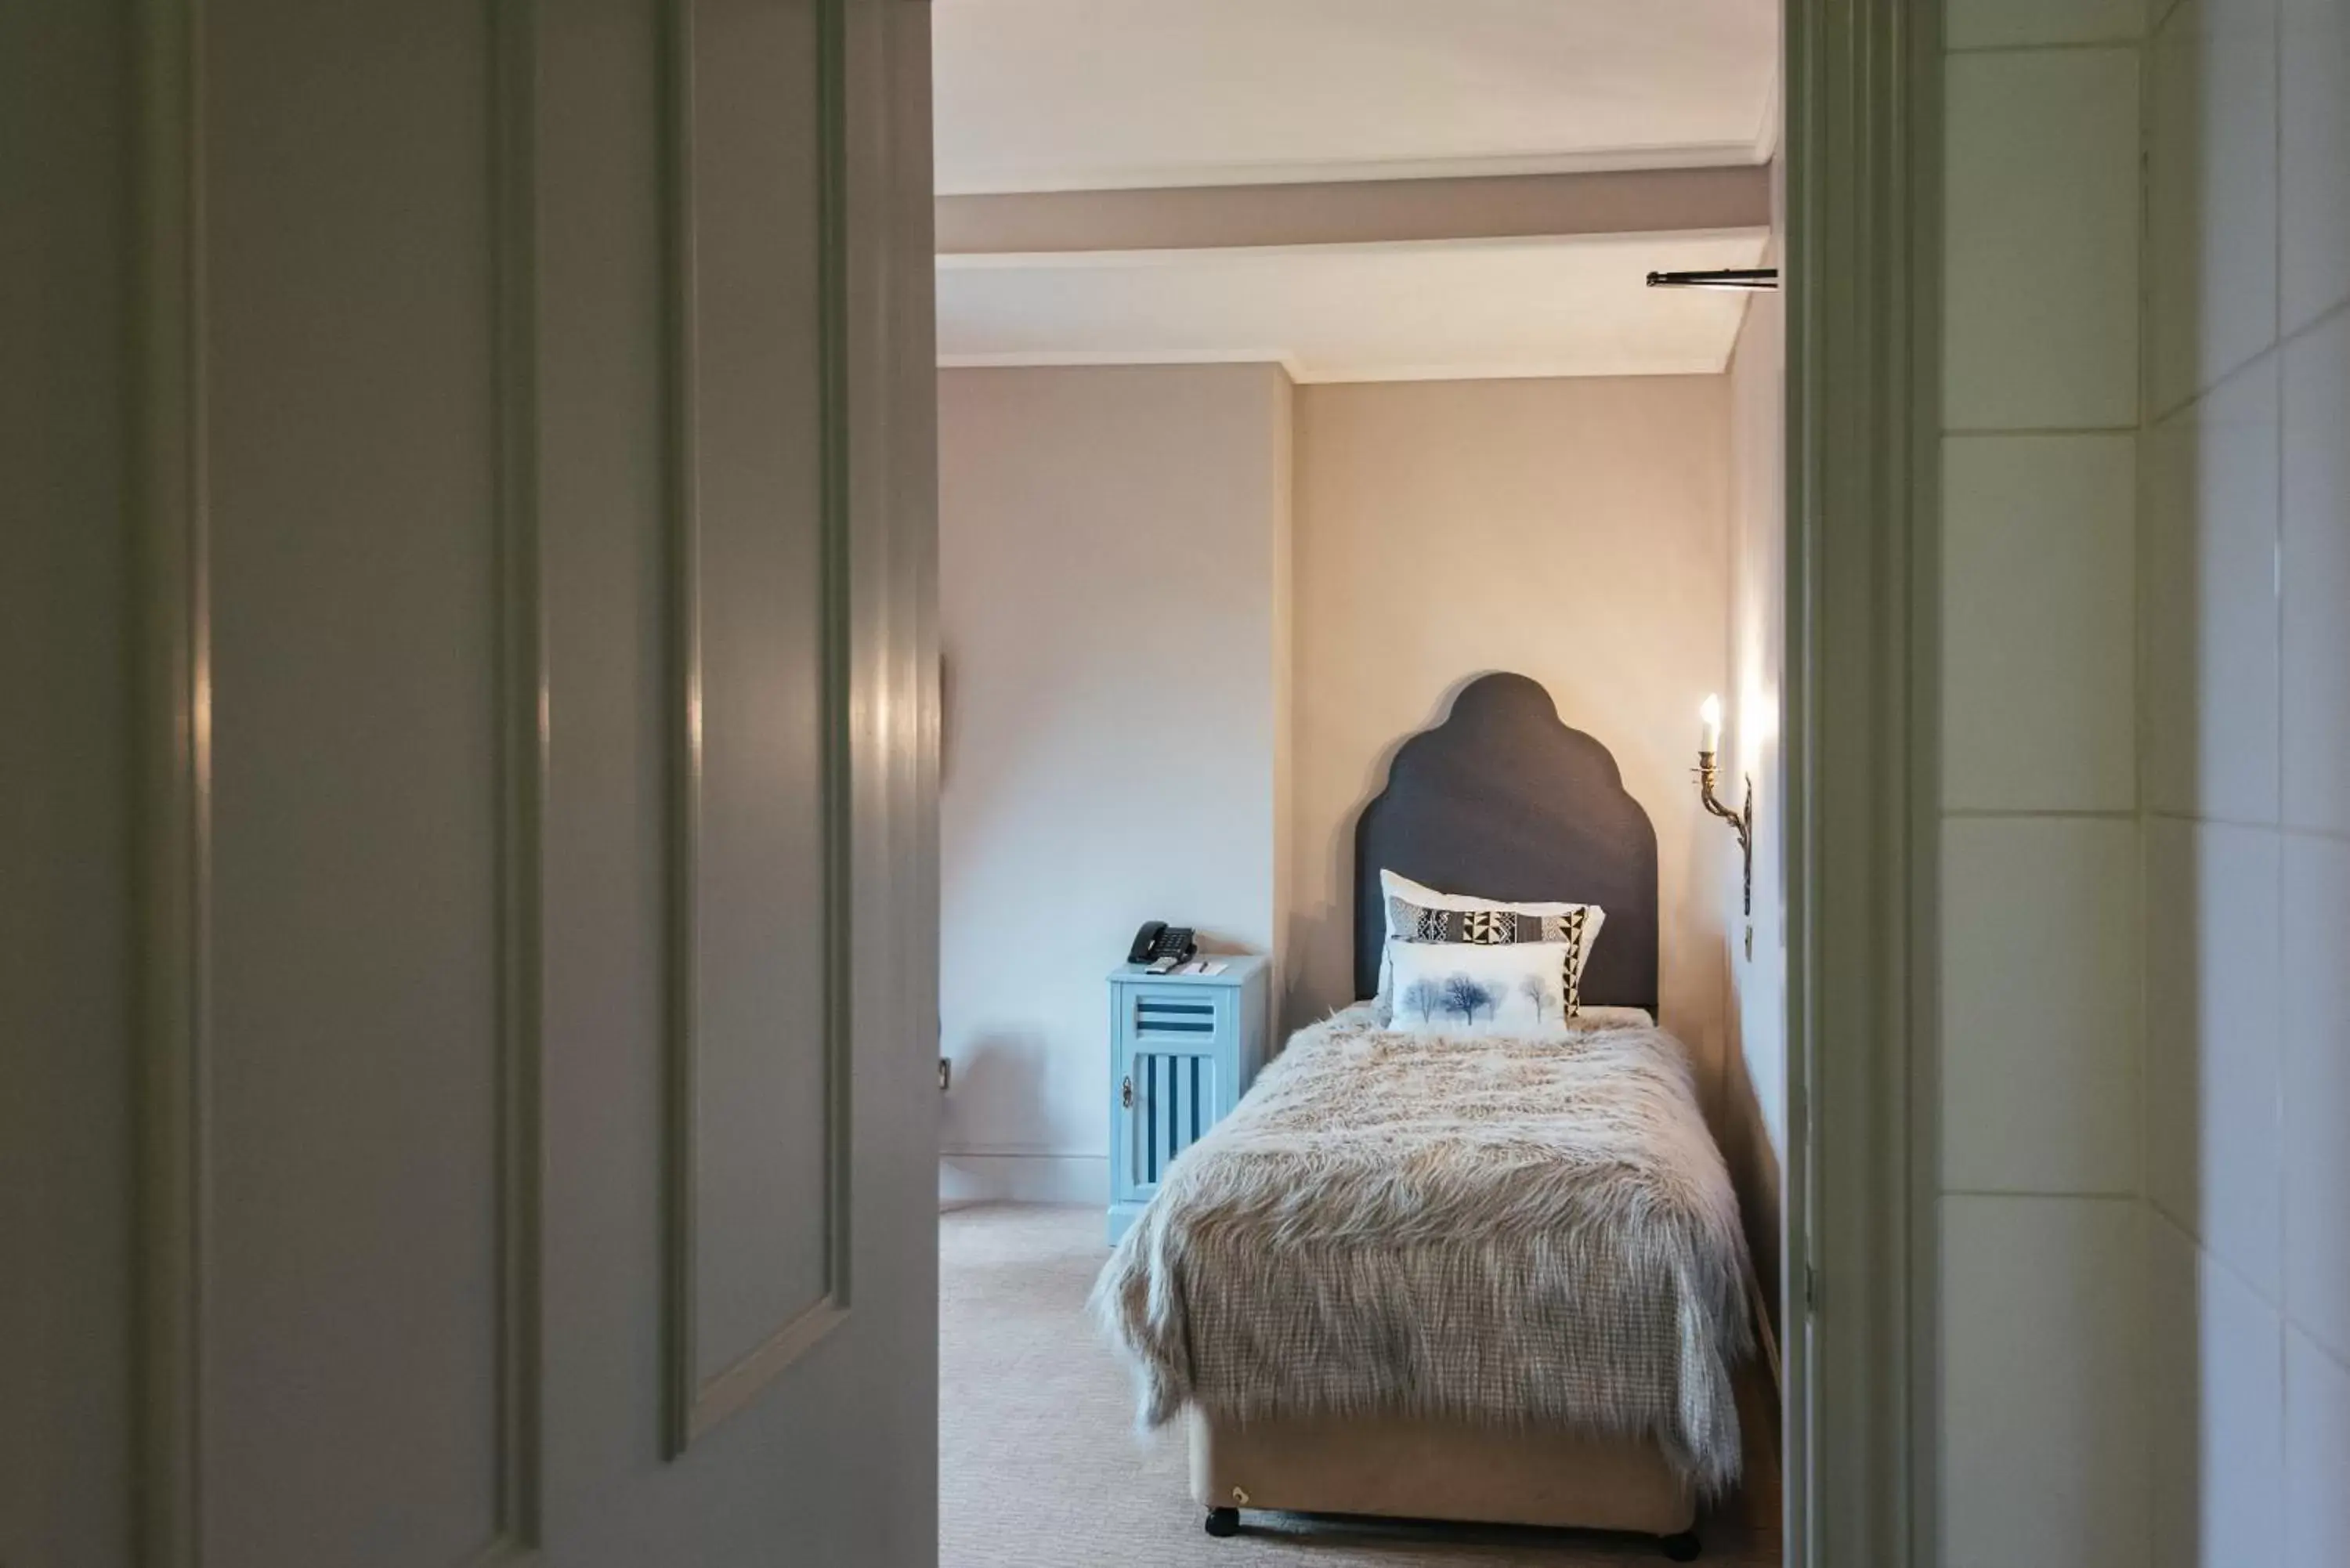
[935,165,1770,258]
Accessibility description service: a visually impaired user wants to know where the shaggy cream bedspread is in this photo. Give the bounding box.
[1092,1004,1753,1494]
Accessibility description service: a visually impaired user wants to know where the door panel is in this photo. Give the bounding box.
[201,1,518,1561]
[535,0,939,1559]
[678,0,844,1420]
[0,8,139,1565]
[537,0,938,1555]
[0,0,939,1563]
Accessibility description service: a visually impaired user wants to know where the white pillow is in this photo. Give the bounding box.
[1385,941,1571,1038]
[1571,1005,1655,1029]
[1376,869,1607,1017]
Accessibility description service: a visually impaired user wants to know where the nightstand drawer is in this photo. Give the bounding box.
[1120,986,1225,1043]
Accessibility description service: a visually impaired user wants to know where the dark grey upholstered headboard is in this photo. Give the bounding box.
[1353,673,1660,1013]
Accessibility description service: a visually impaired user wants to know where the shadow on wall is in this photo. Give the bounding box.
[1188,926,1253,958]
[939,1030,1051,1154]
[1282,671,1499,1032]
[1717,995,1783,1346]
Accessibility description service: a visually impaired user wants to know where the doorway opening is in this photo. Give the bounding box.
[931,4,1794,1563]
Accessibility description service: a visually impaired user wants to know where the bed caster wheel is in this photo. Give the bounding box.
[1204,1507,1241,1538]
[1658,1530,1702,1561]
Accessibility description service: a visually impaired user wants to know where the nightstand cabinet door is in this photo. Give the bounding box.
[1113,1042,1221,1204]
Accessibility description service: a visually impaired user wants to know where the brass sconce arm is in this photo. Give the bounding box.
[1697,750,1754,918]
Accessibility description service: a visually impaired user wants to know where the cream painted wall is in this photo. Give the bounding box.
[1287,377,1735,1104]
[1723,286,1786,1312]
[941,367,1741,1197]
[937,364,1291,1203]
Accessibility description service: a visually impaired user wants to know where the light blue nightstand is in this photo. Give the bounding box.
[1105,954,1271,1245]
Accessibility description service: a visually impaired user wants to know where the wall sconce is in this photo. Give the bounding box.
[1697,695,1753,919]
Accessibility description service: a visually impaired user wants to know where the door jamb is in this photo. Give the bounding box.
[1782,0,1943,1565]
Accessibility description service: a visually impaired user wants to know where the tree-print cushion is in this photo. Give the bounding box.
[1383,939,1576,1039]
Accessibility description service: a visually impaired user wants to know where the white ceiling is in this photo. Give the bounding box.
[932,0,1780,195]
[937,231,1770,383]
[932,1,1777,381]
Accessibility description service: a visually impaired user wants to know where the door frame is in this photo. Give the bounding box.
[1781,0,1942,1565]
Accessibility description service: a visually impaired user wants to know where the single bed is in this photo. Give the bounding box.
[1093,672,1752,1562]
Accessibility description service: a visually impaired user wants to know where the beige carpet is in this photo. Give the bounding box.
[940,1203,1780,1567]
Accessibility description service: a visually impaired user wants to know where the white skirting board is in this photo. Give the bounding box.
[938,1152,1109,1207]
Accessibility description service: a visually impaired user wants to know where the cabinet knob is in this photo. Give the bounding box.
[1121,1075,1133,1109]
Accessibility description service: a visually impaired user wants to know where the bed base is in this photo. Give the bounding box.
[1188,1407,1703,1559]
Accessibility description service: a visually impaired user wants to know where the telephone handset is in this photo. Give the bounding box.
[1126,920,1197,967]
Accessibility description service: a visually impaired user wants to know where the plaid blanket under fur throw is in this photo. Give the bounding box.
[1091,1003,1753,1494]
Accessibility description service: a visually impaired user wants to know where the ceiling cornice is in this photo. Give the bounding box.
[935,143,1770,199]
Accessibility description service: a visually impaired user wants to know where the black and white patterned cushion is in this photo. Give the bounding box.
[1383,896,1594,1018]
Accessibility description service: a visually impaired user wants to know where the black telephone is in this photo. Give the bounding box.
[1126,920,1197,966]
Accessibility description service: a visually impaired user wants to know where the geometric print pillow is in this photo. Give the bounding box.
[1383,895,1598,1019]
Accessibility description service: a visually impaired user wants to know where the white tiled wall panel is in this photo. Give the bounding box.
[1939,12,2153,1551]
[1943,818,2141,1194]
[1947,0,2146,48]
[1943,435,2137,812]
[2281,313,2350,839]
[2282,833,2350,1366]
[2146,0,2281,416]
[2284,1326,2350,1567]
[1942,1196,2149,1568]
[2280,0,2350,332]
[1943,49,2142,431]
[2140,362,2283,824]
[2147,1214,2287,1568]
[1929,0,2350,1550]
[2142,818,2284,1295]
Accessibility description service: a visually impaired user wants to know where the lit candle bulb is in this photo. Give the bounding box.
[1700,694,1723,757]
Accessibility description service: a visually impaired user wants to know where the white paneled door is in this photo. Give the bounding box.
[0,2,940,1566]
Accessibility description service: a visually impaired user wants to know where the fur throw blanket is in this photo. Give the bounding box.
[1091,1004,1753,1494]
